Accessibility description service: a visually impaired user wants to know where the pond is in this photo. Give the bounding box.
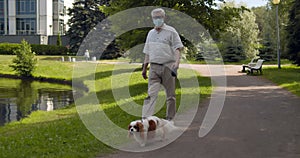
[0,78,76,126]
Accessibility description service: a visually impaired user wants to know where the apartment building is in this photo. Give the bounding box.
[0,0,74,44]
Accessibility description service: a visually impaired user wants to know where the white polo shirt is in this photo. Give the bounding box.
[143,24,183,64]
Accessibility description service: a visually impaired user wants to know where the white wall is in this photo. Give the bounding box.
[8,0,16,35]
[39,0,53,35]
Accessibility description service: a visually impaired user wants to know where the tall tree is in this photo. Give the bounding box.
[67,0,107,54]
[253,0,292,60]
[219,2,259,61]
[271,0,292,59]
[100,0,244,60]
[102,0,231,34]
[287,0,300,65]
[220,27,244,62]
[253,5,280,61]
[258,34,275,61]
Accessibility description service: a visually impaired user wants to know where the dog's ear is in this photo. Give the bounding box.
[148,120,157,131]
[136,122,144,132]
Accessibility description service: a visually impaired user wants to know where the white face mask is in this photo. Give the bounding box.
[153,18,164,27]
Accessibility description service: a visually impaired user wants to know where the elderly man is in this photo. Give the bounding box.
[142,8,184,121]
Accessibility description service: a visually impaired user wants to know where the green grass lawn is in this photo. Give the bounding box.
[1,54,298,157]
[263,65,300,96]
[0,55,211,158]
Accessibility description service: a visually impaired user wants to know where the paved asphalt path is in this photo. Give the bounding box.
[97,65,300,158]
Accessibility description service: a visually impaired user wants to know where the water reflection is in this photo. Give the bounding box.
[0,79,75,126]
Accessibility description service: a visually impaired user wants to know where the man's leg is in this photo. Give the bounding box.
[142,64,161,118]
[162,66,176,120]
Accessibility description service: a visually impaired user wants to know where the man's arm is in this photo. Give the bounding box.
[173,48,181,69]
[142,54,149,80]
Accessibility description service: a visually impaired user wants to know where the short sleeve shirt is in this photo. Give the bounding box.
[143,24,184,64]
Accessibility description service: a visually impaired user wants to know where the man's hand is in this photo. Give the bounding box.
[142,69,148,79]
[171,63,179,70]
[142,62,149,80]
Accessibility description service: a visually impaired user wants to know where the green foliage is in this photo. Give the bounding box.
[30,44,69,55]
[101,0,243,38]
[264,65,300,96]
[100,0,245,61]
[57,32,62,46]
[117,28,149,62]
[9,40,37,77]
[0,43,68,55]
[194,41,220,61]
[287,0,300,65]
[258,35,275,61]
[252,6,277,61]
[219,3,259,62]
[67,0,108,54]
[220,24,244,62]
[254,1,292,60]
[100,40,122,60]
[0,43,21,55]
[222,44,244,62]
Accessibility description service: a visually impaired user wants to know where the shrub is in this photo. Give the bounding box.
[0,43,69,55]
[9,39,37,77]
[57,33,62,46]
[31,44,69,55]
[0,43,20,55]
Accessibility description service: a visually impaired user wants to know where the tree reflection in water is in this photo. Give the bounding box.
[0,79,74,126]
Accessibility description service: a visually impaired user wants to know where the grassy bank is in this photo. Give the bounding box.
[0,55,212,157]
[0,55,73,80]
[263,65,300,96]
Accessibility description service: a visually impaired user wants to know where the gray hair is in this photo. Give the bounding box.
[151,8,166,17]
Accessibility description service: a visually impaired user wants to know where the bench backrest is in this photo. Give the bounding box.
[249,57,256,63]
[253,59,264,69]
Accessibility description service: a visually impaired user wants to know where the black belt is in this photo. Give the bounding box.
[151,63,164,66]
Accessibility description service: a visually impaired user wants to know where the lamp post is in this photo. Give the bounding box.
[273,0,281,69]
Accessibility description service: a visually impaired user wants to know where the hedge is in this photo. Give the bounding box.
[31,44,69,55]
[0,43,69,55]
[0,43,20,55]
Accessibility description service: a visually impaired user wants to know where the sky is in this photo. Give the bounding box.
[225,0,269,8]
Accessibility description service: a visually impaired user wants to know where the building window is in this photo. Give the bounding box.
[16,18,36,35]
[59,3,64,16]
[59,19,65,34]
[0,18,4,35]
[0,0,4,15]
[16,0,36,15]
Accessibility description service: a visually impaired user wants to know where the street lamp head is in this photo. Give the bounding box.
[272,0,280,5]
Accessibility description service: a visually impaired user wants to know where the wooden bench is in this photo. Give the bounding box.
[242,57,258,72]
[243,59,264,75]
